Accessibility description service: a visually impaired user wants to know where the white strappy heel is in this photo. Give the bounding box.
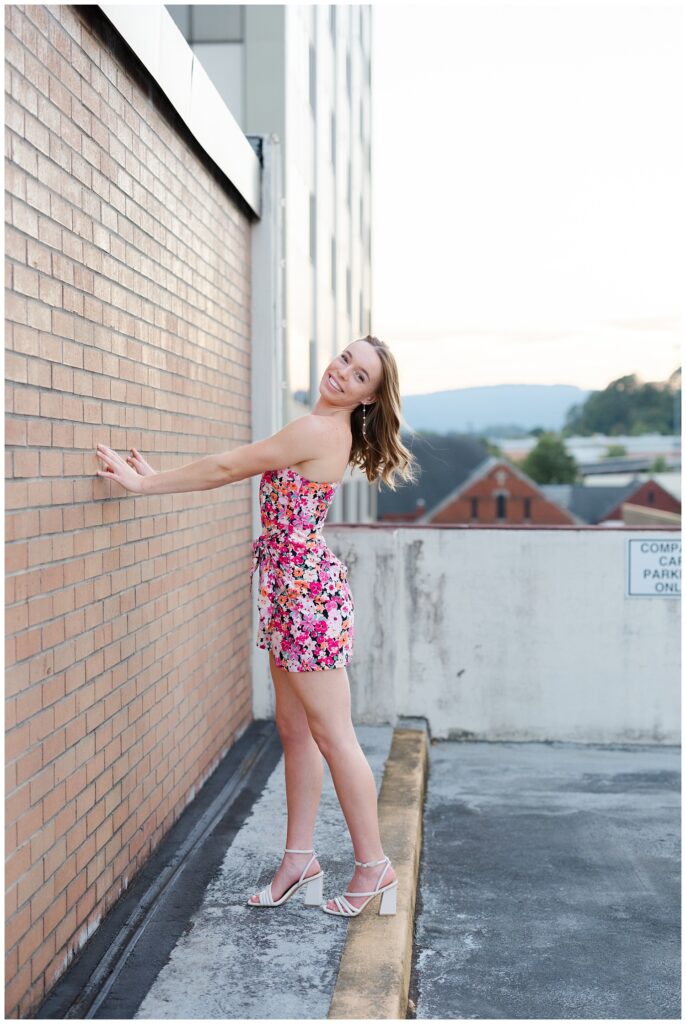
[247,848,324,908]
[321,855,398,917]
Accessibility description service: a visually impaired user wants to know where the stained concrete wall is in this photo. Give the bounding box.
[312,525,681,743]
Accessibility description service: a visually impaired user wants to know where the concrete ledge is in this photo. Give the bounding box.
[99,4,261,215]
[328,723,429,1019]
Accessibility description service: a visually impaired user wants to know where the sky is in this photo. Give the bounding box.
[370,1,684,396]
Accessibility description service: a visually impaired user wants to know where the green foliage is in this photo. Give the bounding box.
[650,456,669,472]
[603,444,627,459]
[564,369,681,436]
[483,439,503,457]
[521,432,578,484]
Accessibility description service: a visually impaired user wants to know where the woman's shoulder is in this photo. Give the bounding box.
[296,413,351,444]
[293,413,352,467]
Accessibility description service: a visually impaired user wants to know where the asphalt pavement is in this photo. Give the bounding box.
[410,739,680,1020]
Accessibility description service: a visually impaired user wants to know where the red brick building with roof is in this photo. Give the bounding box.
[421,457,578,526]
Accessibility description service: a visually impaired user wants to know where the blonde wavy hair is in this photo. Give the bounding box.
[348,335,419,491]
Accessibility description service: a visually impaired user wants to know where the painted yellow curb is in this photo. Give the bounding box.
[328,725,428,1020]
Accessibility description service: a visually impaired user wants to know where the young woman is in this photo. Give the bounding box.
[95,334,417,917]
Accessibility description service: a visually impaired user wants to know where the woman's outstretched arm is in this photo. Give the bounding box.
[96,415,334,496]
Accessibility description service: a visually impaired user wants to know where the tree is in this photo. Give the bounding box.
[603,444,627,458]
[564,369,681,435]
[521,432,578,484]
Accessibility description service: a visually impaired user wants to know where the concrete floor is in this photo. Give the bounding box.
[129,725,394,1020]
[37,726,680,1020]
[410,740,681,1020]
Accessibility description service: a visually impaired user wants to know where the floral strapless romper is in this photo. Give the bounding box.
[249,466,355,672]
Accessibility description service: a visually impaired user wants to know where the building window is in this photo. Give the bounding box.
[346,267,351,316]
[190,4,243,42]
[496,494,507,519]
[471,497,479,519]
[331,237,336,294]
[309,193,316,263]
[523,497,531,519]
[647,489,655,504]
[309,43,316,113]
[330,111,336,167]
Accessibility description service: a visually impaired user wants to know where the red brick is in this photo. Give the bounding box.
[5,4,253,1015]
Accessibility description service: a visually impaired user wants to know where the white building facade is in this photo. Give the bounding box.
[166,3,375,522]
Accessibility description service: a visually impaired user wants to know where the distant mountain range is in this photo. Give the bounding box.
[400,384,591,435]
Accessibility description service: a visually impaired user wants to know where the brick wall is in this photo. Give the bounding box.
[5,5,255,1016]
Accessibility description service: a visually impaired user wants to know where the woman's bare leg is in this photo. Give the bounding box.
[248,651,324,903]
[284,664,396,911]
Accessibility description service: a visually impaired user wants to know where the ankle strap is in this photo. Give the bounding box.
[355,855,390,868]
[284,847,314,853]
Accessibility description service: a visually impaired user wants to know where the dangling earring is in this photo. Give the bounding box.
[362,403,367,441]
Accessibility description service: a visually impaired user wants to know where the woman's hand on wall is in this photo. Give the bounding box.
[126,446,157,477]
[95,444,146,494]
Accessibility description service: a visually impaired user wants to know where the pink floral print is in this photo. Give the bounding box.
[250,466,355,672]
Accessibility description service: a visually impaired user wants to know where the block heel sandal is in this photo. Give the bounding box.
[321,854,398,917]
[247,847,324,908]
